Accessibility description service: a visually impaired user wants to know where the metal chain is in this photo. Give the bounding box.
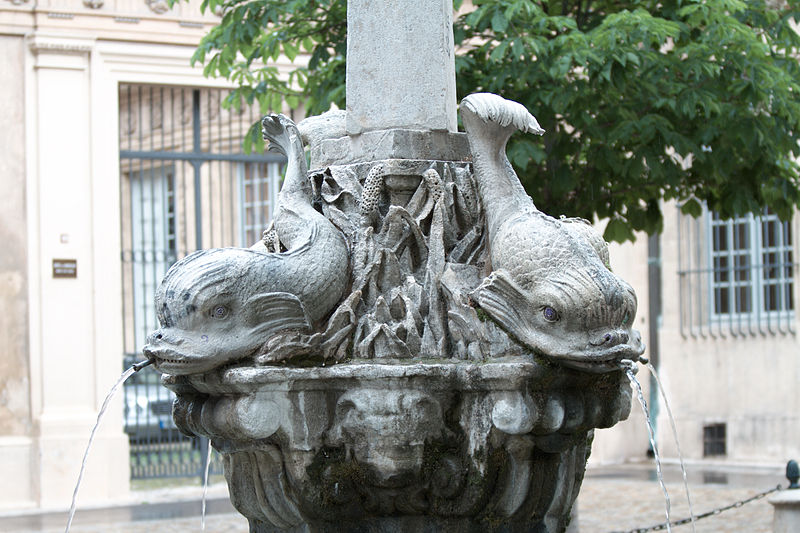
[609,484,783,533]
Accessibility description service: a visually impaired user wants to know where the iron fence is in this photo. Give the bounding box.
[119,84,286,479]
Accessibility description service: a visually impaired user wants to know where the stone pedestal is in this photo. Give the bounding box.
[769,489,800,533]
[311,129,470,169]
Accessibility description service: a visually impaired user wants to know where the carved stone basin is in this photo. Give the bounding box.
[164,359,631,532]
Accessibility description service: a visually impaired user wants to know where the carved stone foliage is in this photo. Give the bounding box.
[312,158,520,361]
[147,101,644,374]
[165,362,631,532]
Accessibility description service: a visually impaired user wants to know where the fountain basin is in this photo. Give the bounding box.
[163,359,631,532]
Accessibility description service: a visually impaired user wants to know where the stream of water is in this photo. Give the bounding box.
[64,365,139,533]
[624,365,672,533]
[646,361,696,532]
[201,439,213,531]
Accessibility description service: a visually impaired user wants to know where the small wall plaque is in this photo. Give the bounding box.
[53,259,77,278]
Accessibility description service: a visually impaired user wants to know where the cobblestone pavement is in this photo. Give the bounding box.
[2,464,785,532]
[576,472,779,533]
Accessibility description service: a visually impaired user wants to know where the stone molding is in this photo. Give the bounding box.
[312,129,471,168]
[28,34,94,55]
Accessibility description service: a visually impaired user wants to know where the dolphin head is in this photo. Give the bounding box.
[472,267,644,372]
[474,217,645,373]
[143,248,310,375]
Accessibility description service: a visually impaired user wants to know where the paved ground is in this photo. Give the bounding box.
[0,463,786,532]
[577,463,783,533]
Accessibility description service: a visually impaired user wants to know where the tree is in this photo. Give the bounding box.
[182,0,800,241]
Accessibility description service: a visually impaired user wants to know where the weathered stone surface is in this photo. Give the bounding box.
[164,361,631,532]
[461,94,644,372]
[143,114,349,375]
[311,129,470,169]
[0,35,31,437]
[346,0,457,134]
[770,489,800,533]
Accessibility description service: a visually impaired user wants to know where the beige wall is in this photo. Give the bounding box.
[587,231,654,465]
[0,34,30,438]
[593,205,800,468]
[655,204,800,465]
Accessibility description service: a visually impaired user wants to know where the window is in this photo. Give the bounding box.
[678,206,796,337]
[709,210,794,317]
[239,161,283,246]
[128,165,177,351]
[703,423,726,457]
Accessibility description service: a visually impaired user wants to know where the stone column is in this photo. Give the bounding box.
[311,0,468,168]
[0,33,35,511]
[346,0,457,134]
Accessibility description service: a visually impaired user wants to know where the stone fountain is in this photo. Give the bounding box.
[144,1,645,531]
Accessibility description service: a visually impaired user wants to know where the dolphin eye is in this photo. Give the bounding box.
[542,306,559,322]
[622,310,631,326]
[211,305,228,319]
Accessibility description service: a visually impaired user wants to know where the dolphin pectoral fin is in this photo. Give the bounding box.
[471,271,542,351]
[245,292,312,336]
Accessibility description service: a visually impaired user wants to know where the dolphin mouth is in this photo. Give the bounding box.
[547,342,646,373]
[143,345,204,374]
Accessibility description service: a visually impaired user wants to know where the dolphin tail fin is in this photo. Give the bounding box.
[261,114,298,157]
[460,93,545,135]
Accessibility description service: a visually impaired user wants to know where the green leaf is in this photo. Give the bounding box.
[243,120,265,154]
[284,42,298,62]
[491,10,508,33]
[489,40,509,62]
[604,218,635,243]
[680,198,702,218]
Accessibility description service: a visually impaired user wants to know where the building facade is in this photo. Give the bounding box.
[654,205,799,465]
[591,204,799,469]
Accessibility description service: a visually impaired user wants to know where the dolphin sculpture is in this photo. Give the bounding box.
[461,93,645,372]
[143,114,349,375]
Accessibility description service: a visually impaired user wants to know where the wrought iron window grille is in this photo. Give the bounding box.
[677,204,797,338]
